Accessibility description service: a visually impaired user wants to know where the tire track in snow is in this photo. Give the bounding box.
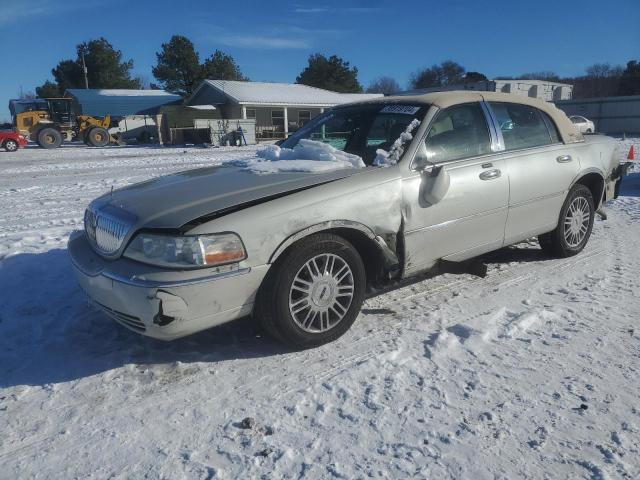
[0,234,612,465]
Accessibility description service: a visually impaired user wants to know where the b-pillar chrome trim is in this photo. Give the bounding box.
[480,101,505,152]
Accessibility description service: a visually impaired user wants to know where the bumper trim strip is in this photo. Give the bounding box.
[101,267,251,288]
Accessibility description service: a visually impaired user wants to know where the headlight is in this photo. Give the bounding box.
[123,232,246,268]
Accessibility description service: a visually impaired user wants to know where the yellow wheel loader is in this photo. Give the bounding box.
[13,98,114,149]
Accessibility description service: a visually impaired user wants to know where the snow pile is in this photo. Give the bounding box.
[2,141,640,479]
[373,118,421,167]
[251,139,365,174]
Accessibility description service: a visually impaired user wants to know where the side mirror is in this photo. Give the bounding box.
[413,142,438,174]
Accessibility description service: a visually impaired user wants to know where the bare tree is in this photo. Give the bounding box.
[366,76,400,95]
[409,60,467,89]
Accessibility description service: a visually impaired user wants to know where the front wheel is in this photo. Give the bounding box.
[256,233,366,349]
[4,139,19,152]
[86,127,110,147]
[37,128,62,149]
[539,184,594,257]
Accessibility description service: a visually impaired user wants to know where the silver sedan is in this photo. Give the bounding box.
[69,91,624,348]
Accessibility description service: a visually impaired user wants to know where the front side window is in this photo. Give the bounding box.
[279,104,427,165]
[424,103,492,163]
[489,102,555,151]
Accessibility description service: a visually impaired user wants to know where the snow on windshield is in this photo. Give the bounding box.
[244,139,366,174]
[373,118,421,167]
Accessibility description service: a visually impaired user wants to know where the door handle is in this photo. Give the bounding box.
[479,169,501,180]
[556,155,572,163]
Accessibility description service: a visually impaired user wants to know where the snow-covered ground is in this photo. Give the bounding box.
[0,141,639,479]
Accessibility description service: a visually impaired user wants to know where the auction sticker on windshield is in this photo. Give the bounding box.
[380,105,421,115]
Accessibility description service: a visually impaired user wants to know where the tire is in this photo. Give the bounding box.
[585,129,592,134]
[37,128,62,149]
[256,233,366,349]
[86,127,110,147]
[538,184,594,258]
[3,139,19,152]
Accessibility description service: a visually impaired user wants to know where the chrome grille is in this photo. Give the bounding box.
[84,205,135,255]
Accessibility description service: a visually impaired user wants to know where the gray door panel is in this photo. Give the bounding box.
[503,144,580,243]
[402,155,509,275]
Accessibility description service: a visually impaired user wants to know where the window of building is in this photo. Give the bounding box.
[246,108,256,120]
[271,109,284,129]
[298,110,311,126]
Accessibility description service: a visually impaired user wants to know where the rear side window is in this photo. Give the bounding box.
[489,102,556,151]
[425,103,492,163]
[541,112,561,143]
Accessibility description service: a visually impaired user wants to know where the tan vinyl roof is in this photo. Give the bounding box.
[346,90,584,144]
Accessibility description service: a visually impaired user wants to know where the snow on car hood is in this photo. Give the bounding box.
[96,165,361,229]
[252,139,365,173]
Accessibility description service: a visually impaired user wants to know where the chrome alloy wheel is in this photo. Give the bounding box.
[563,196,590,247]
[289,253,355,333]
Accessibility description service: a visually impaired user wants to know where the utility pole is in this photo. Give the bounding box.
[81,50,89,89]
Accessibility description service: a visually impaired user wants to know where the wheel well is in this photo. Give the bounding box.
[272,227,395,287]
[574,173,604,209]
[326,227,388,285]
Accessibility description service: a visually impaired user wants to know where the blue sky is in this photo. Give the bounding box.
[0,0,638,121]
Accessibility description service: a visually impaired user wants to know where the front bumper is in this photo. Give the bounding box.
[68,230,269,340]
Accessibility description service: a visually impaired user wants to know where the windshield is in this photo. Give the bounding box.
[280,104,428,166]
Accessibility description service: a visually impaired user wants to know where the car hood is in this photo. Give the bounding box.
[92,165,361,229]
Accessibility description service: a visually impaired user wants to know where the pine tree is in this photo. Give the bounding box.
[201,50,248,81]
[296,54,362,93]
[152,35,202,96]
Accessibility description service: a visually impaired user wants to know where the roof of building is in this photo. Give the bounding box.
[65,89,182,117]
[493,79,573,88]
[344,90,583,144]
[194,80,383,107]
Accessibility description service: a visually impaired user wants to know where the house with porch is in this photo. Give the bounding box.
[187,80,382,139]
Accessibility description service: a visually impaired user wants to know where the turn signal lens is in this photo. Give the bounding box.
[200,234,247,266]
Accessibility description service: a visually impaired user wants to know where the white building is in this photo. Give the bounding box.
[406,79,573,102]
[187,80,382,139]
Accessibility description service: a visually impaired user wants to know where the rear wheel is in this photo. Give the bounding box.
[37,128,62,149]
[3,139,19,152]
[256,233,366,349]
[86,127,110,147]
[539,184,594,257]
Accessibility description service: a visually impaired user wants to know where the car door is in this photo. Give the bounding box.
[402,102,509,276]
[487,102,581,244]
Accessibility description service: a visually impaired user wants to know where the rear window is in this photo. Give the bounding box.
[489,102,557,151]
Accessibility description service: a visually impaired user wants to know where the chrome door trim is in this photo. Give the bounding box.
[480,101,505,152]
[404,205,509,235]
[508,191,565,209]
